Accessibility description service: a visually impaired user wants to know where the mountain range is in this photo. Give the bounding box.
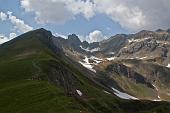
[53,28,170,101]
[0,28,170,113]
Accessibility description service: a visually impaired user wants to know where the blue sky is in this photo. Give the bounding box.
[0,0,170,43]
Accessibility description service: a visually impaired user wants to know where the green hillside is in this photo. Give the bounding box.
[0,28,169,113]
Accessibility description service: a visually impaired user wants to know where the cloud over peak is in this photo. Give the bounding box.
[88,30,106,42]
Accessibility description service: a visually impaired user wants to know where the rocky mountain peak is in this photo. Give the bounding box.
[81,41,89,48]
[35,28,52,37]
[156,29,165,32]
[68,34,80,41]
[68,34,81,46]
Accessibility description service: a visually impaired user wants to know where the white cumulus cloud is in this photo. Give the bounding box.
[7,11,33,33]
[0,34,8,44]
[0,32,17,44]
[21,0,74,24]
[93,0,170,31]
[88,30,106,42]
[9,32,17,39]
[0,12,7,21]
[54,32,67,39]
[0,11,32,44]
[20,0,95,24]
[66,0,95,20]
[93,0,146,31]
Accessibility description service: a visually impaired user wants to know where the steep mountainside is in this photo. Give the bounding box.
[0,28,170,113]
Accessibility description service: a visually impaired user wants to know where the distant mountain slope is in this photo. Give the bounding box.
[0,28,170,113]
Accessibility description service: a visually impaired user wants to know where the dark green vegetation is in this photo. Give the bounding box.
[0,28,170,113]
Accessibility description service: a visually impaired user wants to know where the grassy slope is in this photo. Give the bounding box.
[0,31,91,113]
[0,29,169,113]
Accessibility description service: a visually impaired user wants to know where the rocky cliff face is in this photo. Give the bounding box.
[46,60,83,97]
[106,63,153,87]
[99,34,128,55]
[118,38,168,58]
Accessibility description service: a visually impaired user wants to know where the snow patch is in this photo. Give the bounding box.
[152,84,158,91]
[76,90,83,96]
[90,47,100,52]
[103,90,111,94]
[109,52,115,55]
[90,56,103,64]
[128,56,153,60]
[106,57,116,61]
[90,56,103,61]
[153,99,162,101]
[111,87,138,100]
[79,56,103,72]
[135,57,140,59]
[128,39,134,43]
[79,56,96,73]
[166,64,170,68]
[130,58,135,59]
[79,61,96,73]
[140,57,147,59]
[158,95,161,99]
[128,37,151,43]
[152,84,162,101]
[83,56,89,63]
[80,46,100,52]
[65,53,69,56]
